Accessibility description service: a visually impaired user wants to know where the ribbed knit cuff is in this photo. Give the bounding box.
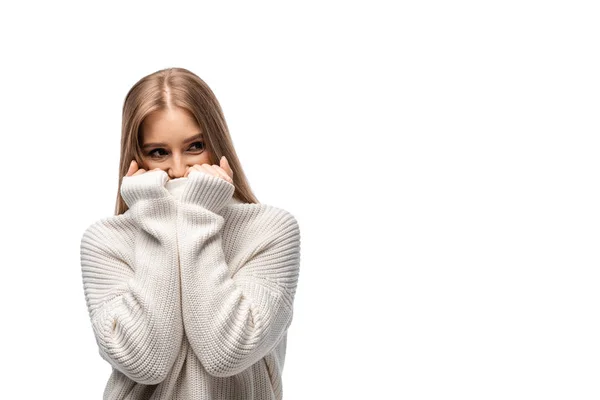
[179,170,235,214]
[120,169,171,208]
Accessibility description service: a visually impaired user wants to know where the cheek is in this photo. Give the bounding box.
[195,151,213,165]
[139,157,156,171]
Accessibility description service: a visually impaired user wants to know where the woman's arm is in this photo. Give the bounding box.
[175,171,301,378]
[80,170,183,385]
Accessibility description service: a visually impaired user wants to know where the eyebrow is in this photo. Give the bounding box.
[142,133,203,149]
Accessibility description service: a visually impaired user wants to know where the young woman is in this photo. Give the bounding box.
[80,67,301,399]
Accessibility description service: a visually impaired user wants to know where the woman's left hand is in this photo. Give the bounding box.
[184,156,234,184]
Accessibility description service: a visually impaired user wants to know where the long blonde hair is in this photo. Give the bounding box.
[114,67,259,215]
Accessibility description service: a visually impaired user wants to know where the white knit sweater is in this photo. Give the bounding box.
[80,169,301,399]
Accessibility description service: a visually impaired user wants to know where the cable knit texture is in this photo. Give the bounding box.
[80,169,301,399]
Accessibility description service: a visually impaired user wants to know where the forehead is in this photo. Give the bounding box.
[141,107,202,142]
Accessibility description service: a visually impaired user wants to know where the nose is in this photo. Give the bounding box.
[167,155,190,179]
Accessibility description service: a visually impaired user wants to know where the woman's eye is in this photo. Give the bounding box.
[189,141,205,152]
[148,149,167,158]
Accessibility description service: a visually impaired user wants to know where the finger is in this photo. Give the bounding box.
[132,168,146,176]
[220,156,234,179]
[211,165,232,183]
[184,165,198,178]
[185,164,204,178]
[211,165,230,180]
[126,160,136,177]
[201,164,220,177]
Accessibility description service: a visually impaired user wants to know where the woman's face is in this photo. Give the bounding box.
[140,107,213,179]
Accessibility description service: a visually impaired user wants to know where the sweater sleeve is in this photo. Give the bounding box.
[79,169,183,385]
[175,170,301,378]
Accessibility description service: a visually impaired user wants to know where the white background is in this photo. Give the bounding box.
[1,1,599,399]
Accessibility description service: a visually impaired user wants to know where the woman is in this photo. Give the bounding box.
[80,67,301,400]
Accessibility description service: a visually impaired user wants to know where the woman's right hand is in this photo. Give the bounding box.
[126,160,163,177]
[121,160,172,207]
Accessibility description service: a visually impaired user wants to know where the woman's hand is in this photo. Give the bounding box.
[184,156,234,184]
[126,160,162,177]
